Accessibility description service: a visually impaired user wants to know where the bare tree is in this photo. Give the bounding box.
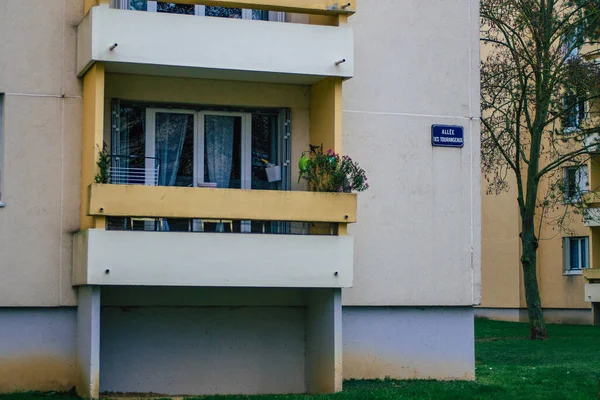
[481,0,600,339]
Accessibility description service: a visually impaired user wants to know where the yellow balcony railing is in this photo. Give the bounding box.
[86,183,357,230]
[583,269,600,281]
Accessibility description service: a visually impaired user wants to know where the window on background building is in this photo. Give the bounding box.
[563,236,589,273]
[563,26,583,60]
[563,165,588,203]
[562,93,586,131]
[0,94,3,206]
[112,0,280,21]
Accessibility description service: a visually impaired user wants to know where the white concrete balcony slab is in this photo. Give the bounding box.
[585,283,600,302]
[73,229,353,288]
[583,131,600,153]
[583,208,600,227]
[77,5,354,84]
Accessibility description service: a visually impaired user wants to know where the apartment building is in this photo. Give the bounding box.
[0,0,481,397]
[479,42,600,325]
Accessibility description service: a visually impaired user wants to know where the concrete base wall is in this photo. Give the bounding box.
[100,306,306,395]
[475,308,593,325]
[0,305,477,394]
[0,308,77,393]
[342,307,475,380]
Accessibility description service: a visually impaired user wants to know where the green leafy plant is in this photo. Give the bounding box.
[94,142,110,184]
[298,145,369,193]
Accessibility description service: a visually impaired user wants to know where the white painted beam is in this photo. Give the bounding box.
[76,287,101,399]
[305,288,342,393]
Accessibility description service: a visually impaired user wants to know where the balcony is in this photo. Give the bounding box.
[581,191,600,226]
[583,269,600,302]
[76,2,354,84]
[72,183,356,288]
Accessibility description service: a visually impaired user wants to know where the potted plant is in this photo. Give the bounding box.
[298,145,368,234]
[298,145,369,193]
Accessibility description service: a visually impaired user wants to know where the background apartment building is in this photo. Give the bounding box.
[0,0,481,396]
[479,41,600,325]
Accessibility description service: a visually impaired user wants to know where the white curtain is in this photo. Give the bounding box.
[156,113,189,187]
[205,115,235,188]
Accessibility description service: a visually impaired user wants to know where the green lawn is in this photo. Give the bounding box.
[2,319,599,400]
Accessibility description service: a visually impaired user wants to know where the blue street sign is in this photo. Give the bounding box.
[431,125,464,148]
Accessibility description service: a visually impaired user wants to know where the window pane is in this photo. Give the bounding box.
[252,114,279,190]
[581,238,588,269]
[157,2,195,14]
[205,6,242,18]
[565,168,577,200]
[129,0,148,11]
[563,95,579,128]
[578,166,588,192]
[570,239,581,270]
[204,115,242,189]
[578,100,586,123]
[252,10,269,20]
[114,105,146,184]
[155,112,194,187]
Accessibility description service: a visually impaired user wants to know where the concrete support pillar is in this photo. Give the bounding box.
[309,77,343,154]
[80,62,105,230]
[77,286,101,399]
[593,302,600,326]
[305,288,342,394]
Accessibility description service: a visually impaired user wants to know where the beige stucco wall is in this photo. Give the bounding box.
[0,0,480,310]
[0,0,82,307]
[480,125,592,312]
[342,0,481,306]
[481,187,522,308]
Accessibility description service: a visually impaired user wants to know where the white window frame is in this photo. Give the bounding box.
[563,165,588,203]
[563,236,589,275]
[0,94,4,207]
[145,108,253,190]
[115,1,284,21]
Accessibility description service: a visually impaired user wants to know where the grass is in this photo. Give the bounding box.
[2,319,599,400]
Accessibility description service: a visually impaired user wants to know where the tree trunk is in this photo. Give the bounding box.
[520,222,547,340]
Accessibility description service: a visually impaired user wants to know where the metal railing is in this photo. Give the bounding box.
[108,155,161,186]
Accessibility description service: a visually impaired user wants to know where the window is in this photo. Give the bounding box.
[0,94,3,207]
[564,237,588,274]
[113,0,282,21]
[562,26,583,60]
[562,94,586,131]
[563,165,588,203]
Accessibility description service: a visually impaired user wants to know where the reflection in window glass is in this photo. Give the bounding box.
[155,112,194,187]
[114,105,146,184]
[129,0,148,11]
[251,114,279,191]
[157,2,195,14]
[205,6,242,18]
[252,10,269,20]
